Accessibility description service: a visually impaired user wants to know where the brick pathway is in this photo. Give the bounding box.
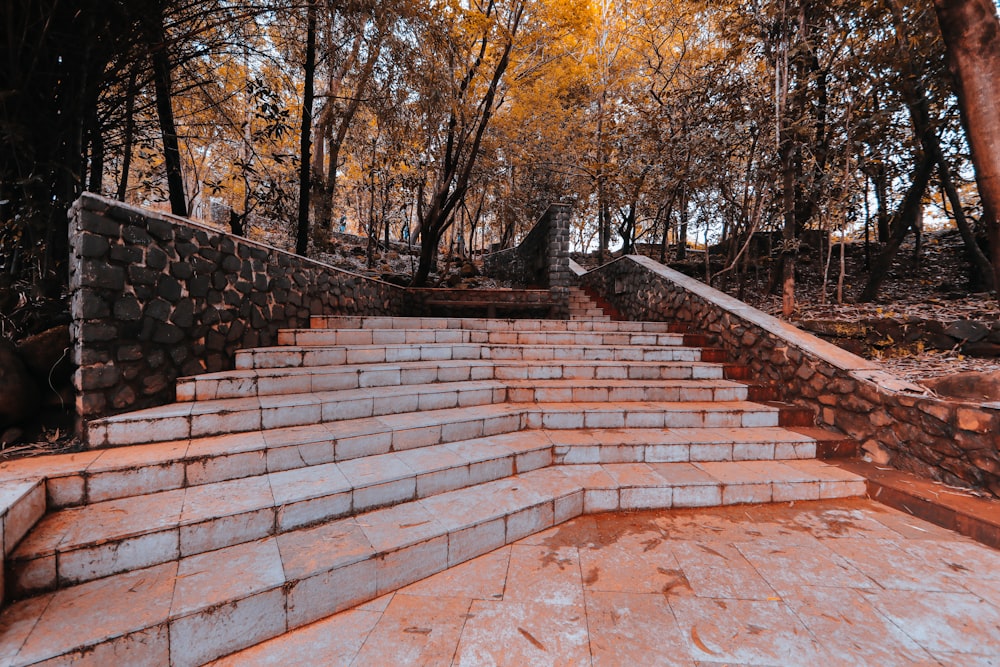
[212,498,1000,666]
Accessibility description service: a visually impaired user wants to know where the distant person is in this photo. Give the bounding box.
[338,215,347,233]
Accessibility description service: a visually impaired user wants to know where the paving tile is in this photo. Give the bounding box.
[350,594,471,666]
[404,546,511,600]
[453,600,591,667]
[358,502,447,553]
[502,544,584,607]
[897,538,1000,581]
[171,539,285,619]
[179,476,275,555]
[735,538,874,595]
[276,518,374,581]
[207,608,382,667]
[862,588,1000,655]
[823,537,969,592]
[668,595,832,664]
[13,561,176,665]
[578,532,691,597]
[18,487,185,561]
[670,540,777,600]
[781,585,939,666]
[0,592,51,665]
[586,590,694,666]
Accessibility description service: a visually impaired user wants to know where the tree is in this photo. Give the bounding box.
[934,0,1000,301]
[409,0,526,286]
[296,0,318,256]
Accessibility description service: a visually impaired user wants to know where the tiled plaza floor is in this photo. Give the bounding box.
[212,499,1000,666]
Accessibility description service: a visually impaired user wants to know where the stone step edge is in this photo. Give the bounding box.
[233,343,727,370]
[276,329,706,348]
[174,375,749,411]
[0,479,46,614]
[87,391,784,449]
[8,426,852,594]
[6,434,555,596]
[2,461,866,667]
[308,315,688,333]
[175,359,733,402]
[8,413,847,513]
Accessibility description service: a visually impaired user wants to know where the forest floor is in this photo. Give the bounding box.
[719,227,1000,382]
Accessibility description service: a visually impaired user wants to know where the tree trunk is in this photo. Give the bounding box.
[295,0,317,256]
[934,0,1000,300]
[676,187,688,261]
[116,68,138,201]
[148,7,187,217]
[780,135,796,317]
[937,154,995,290]
[860,151,935,301]
[87,116,104,194]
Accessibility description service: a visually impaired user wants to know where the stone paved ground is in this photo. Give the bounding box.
[210,499,1000,666]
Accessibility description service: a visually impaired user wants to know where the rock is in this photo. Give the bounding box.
[922,370,1000,402]
[0,339,37,428]
[17,324,72,380]
[460,262,479,278]
[944,319,989,343]
[862,439,892,465]
[1,427,24,446]
[960,341,1000,358]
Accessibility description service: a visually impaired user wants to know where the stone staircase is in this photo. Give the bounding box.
[567,286,610,320]
[0,315,865,666]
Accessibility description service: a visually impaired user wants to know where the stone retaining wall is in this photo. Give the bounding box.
[578,255,1000,497]
[69,194,407,429]
[483,204,571,317]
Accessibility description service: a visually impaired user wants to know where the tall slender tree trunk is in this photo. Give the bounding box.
[937,155,995,290]
[296,0,317,256]
[934,0,1000,300]
[148,6,187,217]
[860,151,935,301]
[116,69,138,201]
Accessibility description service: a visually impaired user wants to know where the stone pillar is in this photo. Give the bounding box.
[545,203,572,318]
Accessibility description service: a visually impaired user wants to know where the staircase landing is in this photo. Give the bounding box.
[210,499,1000,666]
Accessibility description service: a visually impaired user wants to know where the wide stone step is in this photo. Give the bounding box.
[176,359,729,401]
[87,385,781,447]
[3,408,841,515]
[6,432,555,596]
[0,461,865,667]
[309,315,681,333]
[235,342,724,370]
[278,327,704,348]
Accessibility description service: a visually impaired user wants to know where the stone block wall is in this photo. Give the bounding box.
[69,194,407,428]
[483,204,571,317]
[578,254,1000,497]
